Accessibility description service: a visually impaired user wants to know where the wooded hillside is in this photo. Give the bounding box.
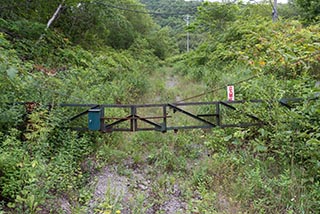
[0,0,319,213]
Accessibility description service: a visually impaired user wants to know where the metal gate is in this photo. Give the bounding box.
[62,98,304,133]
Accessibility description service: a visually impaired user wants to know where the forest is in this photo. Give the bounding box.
[0,0,319,213]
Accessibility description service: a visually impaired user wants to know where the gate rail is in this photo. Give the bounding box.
[59,98,306,133]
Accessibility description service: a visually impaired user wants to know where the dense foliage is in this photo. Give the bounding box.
[295,0,320,22]
[172,2,320,213]
[140,0,204,52]
[0,26,157,214]
[0,0,166,212]
[0,0,319,213]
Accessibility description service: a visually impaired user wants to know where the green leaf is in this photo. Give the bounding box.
[223,135,232,142]
[6,67,18,79]
[306,138,320,146]
[7,202,15,208]
[255,145,268,152]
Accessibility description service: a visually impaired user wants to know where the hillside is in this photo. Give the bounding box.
[0,0,319,213]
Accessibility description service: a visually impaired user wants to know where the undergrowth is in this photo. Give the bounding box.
[1,2,319,213]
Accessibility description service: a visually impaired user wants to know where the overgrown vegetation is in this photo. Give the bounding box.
[170,1,320,213]
[0,0,164,212]
[0,0,319,213]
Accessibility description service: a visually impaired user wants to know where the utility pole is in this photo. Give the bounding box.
[272,0,278,22]
[184,15,190,52]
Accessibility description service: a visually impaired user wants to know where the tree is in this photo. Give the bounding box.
[195,2,239,34]
[0,0,158,50]
[295,0,320,22]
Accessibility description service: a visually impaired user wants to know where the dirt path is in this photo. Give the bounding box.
[87,166,130,214]
[83,67,241,214]
[85,68,193,213]
[87,161,188,214]
[136,67,206,104]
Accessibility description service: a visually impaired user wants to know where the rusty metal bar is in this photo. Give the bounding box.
[59,100,244,108]
[221,123,263,128]
[103,115,172,120]
[130,106,137,131]
[216,102,221,126]
[168,103,216,127]
[52,97,312,132]
[220,101,262,122]
[197,114,219,117]
[23,97,306,108]
[100,106,105,132]
[135,115,162,131]
[68,105,100,121]
[108,128,132,132]
[166,125,213,131]
[105,115,132,131]
[112,127,156,132]
[162,105,167,133]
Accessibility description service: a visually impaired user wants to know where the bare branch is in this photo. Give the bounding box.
[37,0,65,43]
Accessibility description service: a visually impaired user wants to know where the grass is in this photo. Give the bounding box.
[81,66,227,212]
[69,64,320,214]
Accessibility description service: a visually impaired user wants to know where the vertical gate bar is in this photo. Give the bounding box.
[216,102,221,127]
[100,106,103,131]
[100,106,105,132]
[162,105,167,132]
[130,106,133,131]
[134,106,138,131]
[130,106,137,132]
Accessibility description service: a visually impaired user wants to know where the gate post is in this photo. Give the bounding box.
[162,105,167,132]
[216,102,221,127]
[100,106,105,132]
[130,106,137,132]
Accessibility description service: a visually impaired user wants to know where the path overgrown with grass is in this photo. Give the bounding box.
[1,1,319,213]
[79,66,243,214]
[79,58,320,214]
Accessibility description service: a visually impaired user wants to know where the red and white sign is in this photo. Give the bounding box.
[227,85,234,101]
